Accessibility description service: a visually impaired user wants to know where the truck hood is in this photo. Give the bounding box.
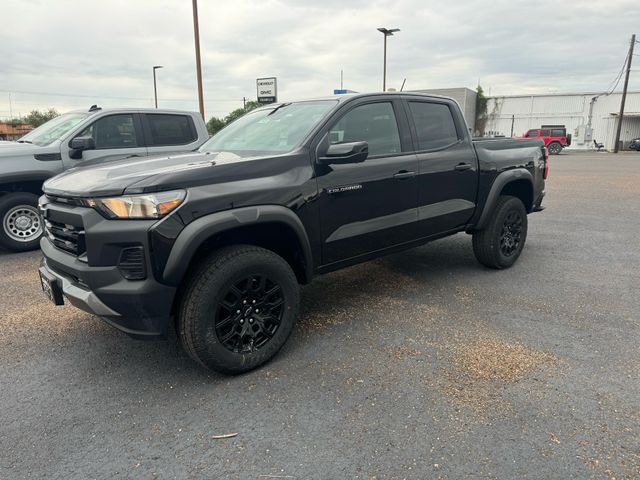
[0,142,53,155]
[43,151,255,197]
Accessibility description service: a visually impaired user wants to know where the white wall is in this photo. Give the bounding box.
[484,92,640,150]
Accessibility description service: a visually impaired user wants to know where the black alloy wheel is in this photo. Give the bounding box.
[215,274,285,353]
[499,210,523,257]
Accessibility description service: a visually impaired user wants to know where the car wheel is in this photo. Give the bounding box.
[0,192,43,252]
[547,142,562,155]
[472,195,528,269]
[178,245,300,374]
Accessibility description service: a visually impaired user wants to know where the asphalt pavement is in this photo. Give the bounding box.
[1,151,639,479]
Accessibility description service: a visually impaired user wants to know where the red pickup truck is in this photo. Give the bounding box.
[518,126,571,155]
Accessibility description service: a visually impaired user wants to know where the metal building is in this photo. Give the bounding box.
[484,91,640,151]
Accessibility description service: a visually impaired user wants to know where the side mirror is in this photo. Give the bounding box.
[318,141,368,165]
[69,136,95,151]
[68,136,95,160]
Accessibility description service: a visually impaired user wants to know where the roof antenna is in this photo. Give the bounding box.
[400,78,406,92]
[88,104,101,112]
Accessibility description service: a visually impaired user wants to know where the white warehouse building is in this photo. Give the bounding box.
[484,91,640,151]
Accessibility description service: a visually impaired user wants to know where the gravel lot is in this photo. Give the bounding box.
[1,151,639,479]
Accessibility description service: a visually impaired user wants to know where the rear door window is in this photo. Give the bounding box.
[408,102,459,150]
[144,114,197,146]
[328,102,401,156]
[540,129,551,136]
[526,130,539,137]
[551,128,565,137]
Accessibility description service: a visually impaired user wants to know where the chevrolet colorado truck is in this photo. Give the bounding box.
[0,106,208,252]
[38,93,547,374]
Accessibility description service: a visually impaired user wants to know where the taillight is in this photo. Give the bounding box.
[543,147,549,179]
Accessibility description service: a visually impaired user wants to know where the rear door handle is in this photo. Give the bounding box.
[454,163,473,171]
[394,170,416,179]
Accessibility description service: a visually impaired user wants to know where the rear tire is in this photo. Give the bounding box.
[547,142,562,155]
[178,245,300,374]
[472,195,528,269]
[0,192,43,252]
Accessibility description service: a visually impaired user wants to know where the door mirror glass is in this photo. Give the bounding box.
[318,141,368,165]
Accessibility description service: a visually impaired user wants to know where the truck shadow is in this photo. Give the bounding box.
[8,234,483,385]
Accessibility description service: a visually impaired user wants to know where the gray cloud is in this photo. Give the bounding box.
[0,0,638,119]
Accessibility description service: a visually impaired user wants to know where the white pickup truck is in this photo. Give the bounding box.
[0,106,208,251]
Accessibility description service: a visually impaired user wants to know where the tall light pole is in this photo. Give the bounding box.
[377,27,400,92]
[153,65,163,108]
[192,0,205,120]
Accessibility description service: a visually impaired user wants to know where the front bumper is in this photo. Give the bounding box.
[41,239,175,338]
[38,197,177,339]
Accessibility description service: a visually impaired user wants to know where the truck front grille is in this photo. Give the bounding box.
[44,219,85,256]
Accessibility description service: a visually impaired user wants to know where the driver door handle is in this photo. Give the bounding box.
[394,170,416,179]
[454,163,473,171]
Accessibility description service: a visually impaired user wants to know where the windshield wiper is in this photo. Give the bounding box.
[267,102,291,116]
[16,140,32,144]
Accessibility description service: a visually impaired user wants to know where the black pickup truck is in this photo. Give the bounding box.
[38,93,547,374]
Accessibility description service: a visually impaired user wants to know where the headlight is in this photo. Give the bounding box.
[85,190,186,219]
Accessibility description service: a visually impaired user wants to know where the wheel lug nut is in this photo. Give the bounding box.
[255,308,259,313]
[249,318,254,323]
[252,300,256,304]
[240,319,244,324]
[236,310,241,314]
[243,300,247,304]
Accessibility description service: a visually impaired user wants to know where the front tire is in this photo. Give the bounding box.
[472,195,528,269]
[178,245,300,374]
[0,192,43,252]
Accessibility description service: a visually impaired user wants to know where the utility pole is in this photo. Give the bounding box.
[510,114,515,137]
[243,97,246,109]
[192,0,205,120]
[613,34,635,153]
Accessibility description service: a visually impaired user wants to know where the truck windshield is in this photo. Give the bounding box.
[19,113,90,146]
[199,100,337,156]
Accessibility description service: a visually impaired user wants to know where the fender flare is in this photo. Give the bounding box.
[475,169,534,230]
[162,205,314,286]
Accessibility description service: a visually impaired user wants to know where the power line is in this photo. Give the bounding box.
[0,89,245,102]
[604,54,628,95]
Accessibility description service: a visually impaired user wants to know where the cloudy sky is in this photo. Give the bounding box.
[1,0,639,120]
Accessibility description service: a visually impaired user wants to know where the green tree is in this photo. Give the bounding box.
[206,100,261,136]
[224,100,260,124]
[206,116,225,136]
[475,86,488,136]
[24,108,60,128]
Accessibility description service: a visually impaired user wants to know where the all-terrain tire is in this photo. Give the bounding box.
[0,192,43,252]
[178,245,300,374]
[472,195,528,269]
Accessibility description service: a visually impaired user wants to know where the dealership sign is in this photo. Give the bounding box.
[257,77,277,104]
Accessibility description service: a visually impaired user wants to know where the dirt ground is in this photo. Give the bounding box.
[1,151,639,479]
